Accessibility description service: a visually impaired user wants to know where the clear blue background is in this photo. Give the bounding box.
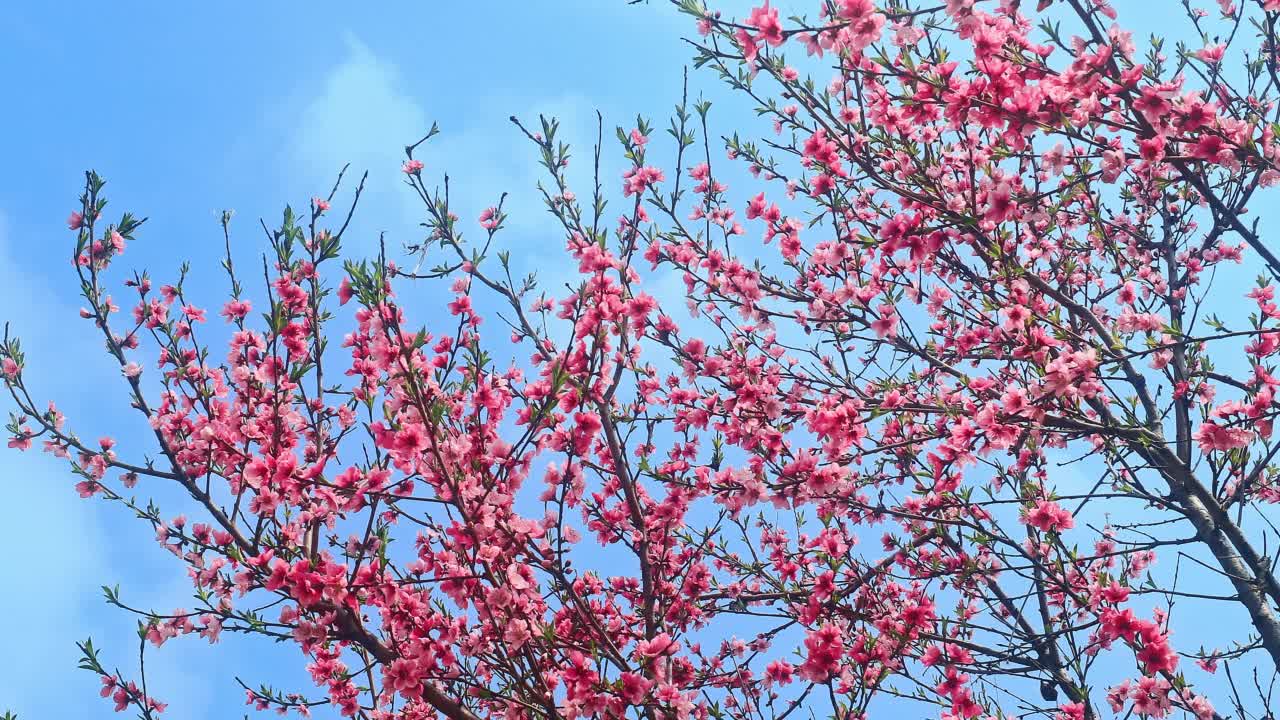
[0,1,1228,718]
[0,2,785,717]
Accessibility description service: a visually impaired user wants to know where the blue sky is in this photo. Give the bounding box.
[0,1,1250,719]
[0,2,789,717]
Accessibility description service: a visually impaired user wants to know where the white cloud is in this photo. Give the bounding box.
[287,35,613,308]
[0,451,110,717]
[0,213,220,719]
[0,212,112,717]
[290,34,429,241]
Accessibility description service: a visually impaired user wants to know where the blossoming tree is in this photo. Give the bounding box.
[11,0,1280,718]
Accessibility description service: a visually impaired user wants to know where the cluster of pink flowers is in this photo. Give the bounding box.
[13,1,1280,719]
